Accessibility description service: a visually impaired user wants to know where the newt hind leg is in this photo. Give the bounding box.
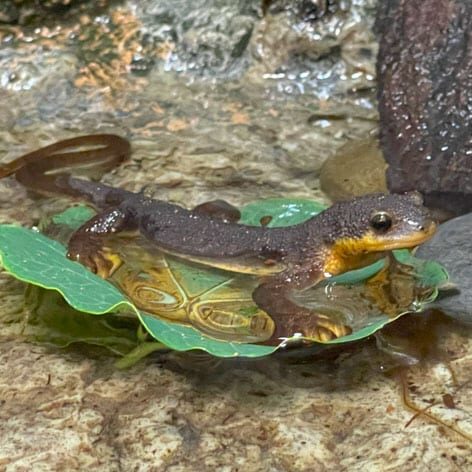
[192,199,241,223]
[252,278,352,345]
[67,207,134,278]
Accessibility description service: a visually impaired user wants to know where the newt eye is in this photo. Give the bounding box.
[370,211,392,232]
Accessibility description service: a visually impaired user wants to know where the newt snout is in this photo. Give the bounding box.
[321,192,437,276]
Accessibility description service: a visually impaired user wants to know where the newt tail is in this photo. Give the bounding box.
[1,135,437,344]
[0,134,132,205]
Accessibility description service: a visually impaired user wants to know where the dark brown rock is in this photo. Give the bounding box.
[376,0,472,216]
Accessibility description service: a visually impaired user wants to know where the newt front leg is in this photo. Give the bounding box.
[66,198,241,278]
[67,207,135,278]
[253,270,352,344]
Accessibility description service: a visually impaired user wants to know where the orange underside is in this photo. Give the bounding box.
[323,225,436,276]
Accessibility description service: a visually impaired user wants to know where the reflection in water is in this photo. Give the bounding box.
[379,311,472,442]
[363,253,434,316]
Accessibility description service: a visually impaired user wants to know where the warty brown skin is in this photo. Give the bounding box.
[0,135,436,344]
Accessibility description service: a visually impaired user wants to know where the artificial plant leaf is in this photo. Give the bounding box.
[50,205,96,228]
[114,254,276,344]
[137,313,275,357]
[0,225,131,315]
[0,223,279,357]
[240,198,326,227]
[393,249,449,289]
[24,285,139,356]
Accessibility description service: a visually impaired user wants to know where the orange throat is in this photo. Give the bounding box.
[322,225,436,277]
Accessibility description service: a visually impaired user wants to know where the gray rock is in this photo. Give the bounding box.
[417,212,472,323]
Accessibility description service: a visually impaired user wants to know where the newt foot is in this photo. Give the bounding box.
[299,314,352,342]
[67,241,122,278]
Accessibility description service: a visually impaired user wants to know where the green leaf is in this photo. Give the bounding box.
[240,198,326,227]
[137,314,276,357]
[24,285,138,356]
[0,225,131,315]
[393,249,449,288]
[51,205,96,229]
[0,223,278,357]
[327,259,385,285]
[319,315,405,345]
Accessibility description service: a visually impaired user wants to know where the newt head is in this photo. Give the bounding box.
[320,192,436,276]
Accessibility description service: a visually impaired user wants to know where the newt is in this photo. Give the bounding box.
[0,135,437,343]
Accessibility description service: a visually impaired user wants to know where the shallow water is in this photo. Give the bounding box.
[0,0,377,208]
[0,1,471,470]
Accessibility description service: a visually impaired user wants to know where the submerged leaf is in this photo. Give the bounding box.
[0,223,279,357]
[240,198,326,227]
[24,285,138,356]
[137,313,276,357]
[0,225,129,314]
[51,205,96,229]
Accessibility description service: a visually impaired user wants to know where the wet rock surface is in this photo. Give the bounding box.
[0,0,111,25]
[417,213,472,324]
[319,137,387,201]
[377,0,472,216]
[1,320,472,471]
[0,0,471,469]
